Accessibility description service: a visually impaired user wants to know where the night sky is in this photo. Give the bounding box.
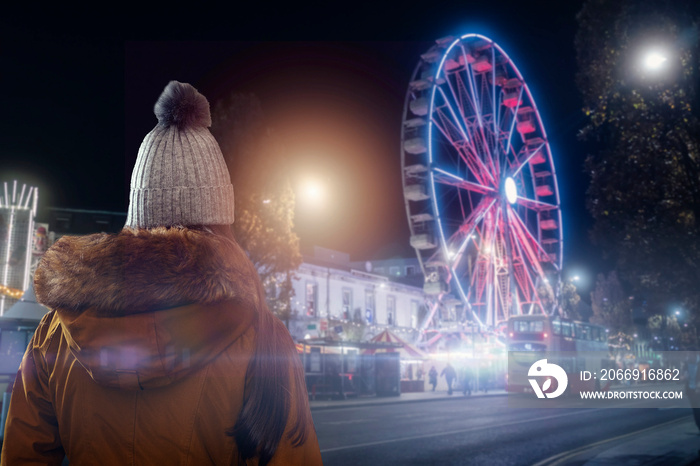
[0,3,604,295]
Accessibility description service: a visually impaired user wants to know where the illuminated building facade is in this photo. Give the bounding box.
[0,182,38,315]
[286,246,430,342]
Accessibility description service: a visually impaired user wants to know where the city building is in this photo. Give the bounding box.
[286,247,428,343]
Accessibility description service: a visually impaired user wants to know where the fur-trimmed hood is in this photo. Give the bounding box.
[33,227,260,390]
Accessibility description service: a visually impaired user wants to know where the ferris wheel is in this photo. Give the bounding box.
[401,34,563,328]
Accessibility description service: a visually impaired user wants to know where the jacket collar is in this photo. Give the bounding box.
[34,226,260,316]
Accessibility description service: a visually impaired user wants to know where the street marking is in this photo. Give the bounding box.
[531,416,690,466]
[321,419,372,425]
[320,408,605,453]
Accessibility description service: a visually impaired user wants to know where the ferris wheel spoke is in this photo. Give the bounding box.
[507,240,529,309]
[507,223,545,314]
[514,195,558,212]
[507,206,560,271]
[432,168,496,195]
[467,103,499,181]
[490,47,504,177]
[434,87,493,184]
[443,77,474,141]
[446,197,497,265]
[464,50,500,179]
[445,65,477,126]
[432,119,485,187]
[485,206,500,322]
[457,122,497,184]
[436,86,472,143]
[504,87,524,159]
[455,44,500,180]
[458,45,484,129]
[444,51,499,182]
[433,111,479,177]
[510,141,545,178]
[520,268,546,315]
[491,47,498,148]
[445,198,495,251]
[506,210,548,282]
[496,110,520,174]
[436,84,495,180]
[477,46,500,175]
[431,113,496,187]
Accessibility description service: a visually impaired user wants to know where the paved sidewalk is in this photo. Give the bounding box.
[536,415,699,466]
[583,416,700,465]
[531,415,700,466]
[309,388,507,410]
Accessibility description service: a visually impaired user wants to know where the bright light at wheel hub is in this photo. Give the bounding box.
[504,177,517,204]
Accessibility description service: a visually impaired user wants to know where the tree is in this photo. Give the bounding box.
[560,282,582,321]
[536,281,581,320]
[210,93,302,324]
[537,282,556,314]
[589,271,633,333]
[647,313,682,350]
[576,0,700,314]
[342,316,366,342]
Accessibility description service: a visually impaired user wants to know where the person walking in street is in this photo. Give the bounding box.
[1,81,322,466]
[460,365,472,396]
[429,366,438,391]
[441,363,457,395]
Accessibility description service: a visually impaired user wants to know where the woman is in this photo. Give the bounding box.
[1,81,322,465]
[429,366,438,391]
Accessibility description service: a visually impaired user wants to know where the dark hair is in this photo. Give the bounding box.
[196,225,310,465]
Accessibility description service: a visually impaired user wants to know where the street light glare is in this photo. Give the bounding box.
[302,179,325,204]
[643,50,668,70]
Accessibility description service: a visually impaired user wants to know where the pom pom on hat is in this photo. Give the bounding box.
[153,80,212,129]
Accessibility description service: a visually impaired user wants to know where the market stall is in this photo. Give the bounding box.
[297,338,403,399]
[363,329,428,392]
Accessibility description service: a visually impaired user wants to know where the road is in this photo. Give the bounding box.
[312,394,693,465]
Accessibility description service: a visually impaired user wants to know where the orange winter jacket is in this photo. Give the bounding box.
[1,227,322,465]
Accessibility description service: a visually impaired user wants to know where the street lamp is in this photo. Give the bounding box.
[642,49,668,71]
[302,178,325,206]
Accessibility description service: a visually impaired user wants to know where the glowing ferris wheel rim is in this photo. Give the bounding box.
[401,34,563,328]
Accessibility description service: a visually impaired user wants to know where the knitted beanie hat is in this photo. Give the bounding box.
[125,81,235,228]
